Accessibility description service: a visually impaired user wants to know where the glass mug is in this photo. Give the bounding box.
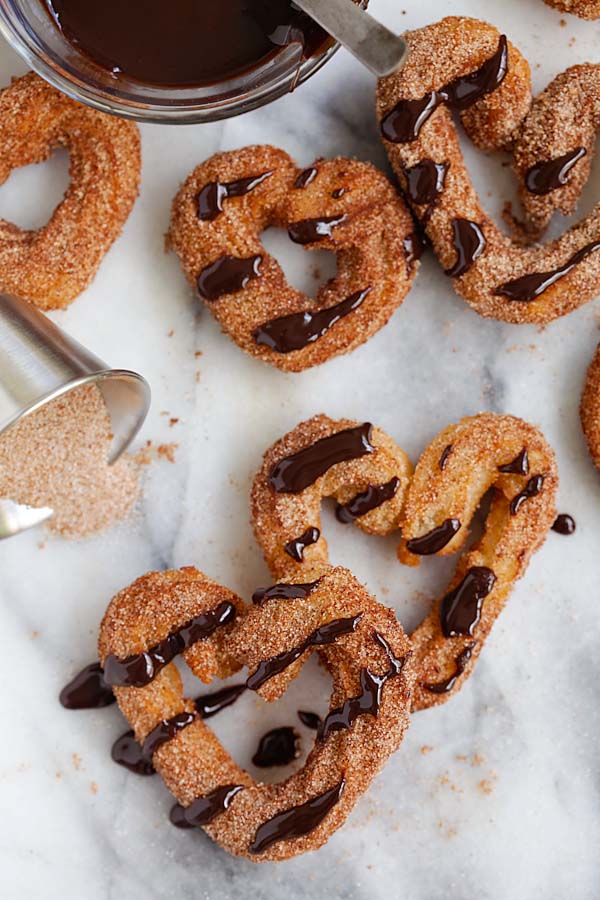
[0,0,340,123]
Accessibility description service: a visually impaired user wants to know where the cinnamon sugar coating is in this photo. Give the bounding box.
[99,566,414,861]
[168,145,419,371]
[581,342,600,471]
[0,72,140,310]
[252,413,557,711]
[544,0,600,18]
[376,17,600,325]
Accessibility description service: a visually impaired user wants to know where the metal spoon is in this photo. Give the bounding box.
[292,0,408,77]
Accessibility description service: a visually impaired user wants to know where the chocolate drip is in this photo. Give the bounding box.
[171,784,244,828]
[525,147,586,195]
[170,803,195,828]
[316,631,407,741]
[440,566,496,637]
[269,423,374,494]
[444,218,486,277]
[423,643,476,694]
[249,778,345,854]
[373,632,407,675]
[406,517,461,555]
[111,730,155,776]
[552,513,576,535]
[499,447,529,475]
[195,683,247,718]
[318,669,386,741]
[197,171,272,220]
[439,444,453,471]
[246,614,363,691]
[298,710,322,730]
[287,214,346,244]
[335,476,400,524]
[252,726,301,767]
[405,159,448,222]
[404,232,425,272]
[510,475,544,515]
[253,287,370,354]
[252,580,319,606]
[59,661,115,710]
[380,35,508,143]
[142,711,197,760]
[332,188,345,199]
[197,254,262,300]
[294,167,318,189]
[495,240,600,302]
[284,527,320,562]
[103,601,236,688]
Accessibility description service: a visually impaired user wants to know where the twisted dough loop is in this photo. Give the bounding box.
[581,342,600,471]
[252,413,557,711]
[169,145,419,371]
[99,566,414,862]
[400,413,557,710]
[252,414,412,581]
[376,17,600,325]
[0,73,140,310]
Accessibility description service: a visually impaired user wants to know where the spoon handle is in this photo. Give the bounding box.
[294,0,408,77]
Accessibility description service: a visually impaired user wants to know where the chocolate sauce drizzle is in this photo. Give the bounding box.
[332,187,345,199]
[111,730,156,775]
[249,778,345,854]
[403,232,424,270]
[252,580,319,606]
[380,35,508,143]
[495,240,600,302]
[246,614,363,692]
[405,159,449,224]
[197,254,262,300]
[197,171,272,221]
[59,662,115,710]
[552,513,576,535]
[335,476,400,524]
[316,631,407,741]
[287,214,347,244]
[525,147,586,195]
[112,683,248,776]
[142,711,197,760]
[440,566,496,637]
[284,527,321,562]
[253,287,370,354]
[171,784,244,828]
[194,682,247,718]
[499,447,529,475]
[444,219,486,277]
[510,475,544,515]
[406,517,461,555]
[423,643,477,694]
[294,167,318,189]
[252,726,301,767]
[439,444,453,471]
[269,423,375,494]
[298,710,322,730]
[103,601,236,688]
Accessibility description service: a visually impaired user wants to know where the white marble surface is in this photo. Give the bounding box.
[1,1,600,897]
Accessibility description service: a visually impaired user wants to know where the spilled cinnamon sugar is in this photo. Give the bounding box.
[0,383,140,538]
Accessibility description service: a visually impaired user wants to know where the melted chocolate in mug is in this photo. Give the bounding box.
[43,0,332,87]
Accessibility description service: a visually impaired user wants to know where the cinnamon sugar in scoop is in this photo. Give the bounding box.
[0,383,140,538]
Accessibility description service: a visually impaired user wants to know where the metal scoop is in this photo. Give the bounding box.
[0,294,150,540]
[293,0,408,77]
